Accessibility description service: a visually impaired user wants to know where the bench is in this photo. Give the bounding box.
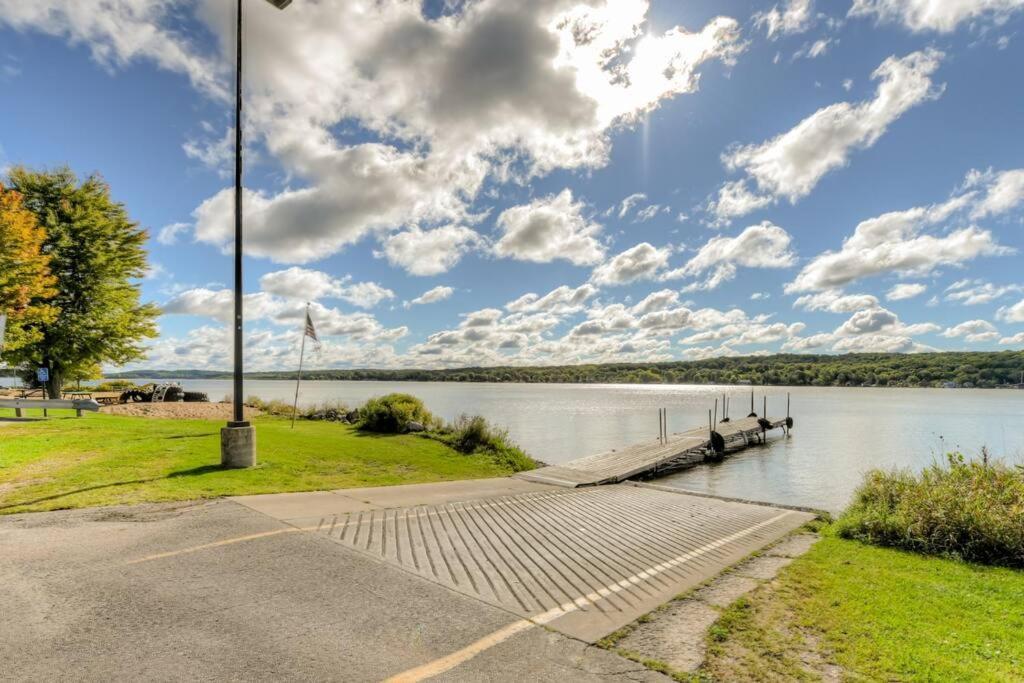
[0,398,102,418]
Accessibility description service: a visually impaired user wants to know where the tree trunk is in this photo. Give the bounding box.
[45,368,63,400]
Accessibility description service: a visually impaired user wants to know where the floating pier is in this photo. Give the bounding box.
[517,393,792,488]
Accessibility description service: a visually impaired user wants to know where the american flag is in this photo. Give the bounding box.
[304,309,321,353]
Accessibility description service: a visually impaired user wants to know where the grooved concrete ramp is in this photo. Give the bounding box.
[314,485,814,642]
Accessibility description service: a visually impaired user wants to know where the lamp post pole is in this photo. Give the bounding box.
[221,0,292,469]
[232,0,244,427]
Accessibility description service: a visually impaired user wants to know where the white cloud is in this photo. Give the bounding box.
[163,287,405,343]
[831,334,931,353]
[505,283,597,314]
[998,332,1024,345]
[945,279,1023,305]
[782,332,836,351]
[494,189,605,266]
[707,179,773,225]
[849,0,1024,33]
[339,281,396,310]
[793,38,833,60]
[787,195,1009,292]
[192,151,482,265]
[260,267,340,301]
[941,319,999,343]
[0,0,226,99]
[378,225,482,276]
[182,122,235,177]
[794,290,880,312]
[666,221,796,290]
[834,306,940,340]
[631,289,681,315]
[591,242,673,286]
[258,267,394,309]
[618,193,647,218]
[754,0,816,38]
[156,222,190,246]
[967,168,1024,218]
[997,299,1024,323]
[715,50,944,218]
[407,286,454,307]
[836,307,900,335]
[886,283,927,301]
[680,343,741,360]
[634,204,666,222]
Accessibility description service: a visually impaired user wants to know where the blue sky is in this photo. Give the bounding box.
[2,0,1023,370]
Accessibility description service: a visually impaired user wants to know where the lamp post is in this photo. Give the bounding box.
[221,0,293,468]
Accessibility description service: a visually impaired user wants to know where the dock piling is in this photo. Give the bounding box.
[713,399,718,425]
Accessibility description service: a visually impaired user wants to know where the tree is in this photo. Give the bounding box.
[0,184,57,361]
[4,168,159,398]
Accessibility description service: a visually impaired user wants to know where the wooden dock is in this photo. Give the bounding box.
[517,412,791,488]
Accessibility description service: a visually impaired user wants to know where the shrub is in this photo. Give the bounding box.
[431,414,538,472]
[357,393,435,433]
[835,452,1024,568]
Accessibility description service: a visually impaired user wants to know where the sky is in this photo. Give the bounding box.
[1,0,1024,371]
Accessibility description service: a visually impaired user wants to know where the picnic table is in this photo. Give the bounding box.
[62,390,94,400]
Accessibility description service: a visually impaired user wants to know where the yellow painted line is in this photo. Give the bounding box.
[125,526,316,565]
[382,511,795,682]
[381,619,535,683]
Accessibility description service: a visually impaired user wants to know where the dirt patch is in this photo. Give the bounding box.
[101,402,261,420]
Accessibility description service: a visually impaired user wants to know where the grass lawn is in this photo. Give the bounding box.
[704,533,1024,681]
[0,412,518,515]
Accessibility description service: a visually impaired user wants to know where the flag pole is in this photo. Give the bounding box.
[291,303,309,429]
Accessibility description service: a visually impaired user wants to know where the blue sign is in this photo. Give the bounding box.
[36,367,49,383]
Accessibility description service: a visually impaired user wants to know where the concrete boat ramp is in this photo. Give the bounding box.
[235,473,813,648]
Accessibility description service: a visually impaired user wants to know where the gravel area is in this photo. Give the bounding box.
[101,402,261,420]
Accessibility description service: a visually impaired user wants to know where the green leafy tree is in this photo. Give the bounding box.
[5,167,159,397]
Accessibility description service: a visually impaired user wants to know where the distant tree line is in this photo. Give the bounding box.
[105,351,1024,389]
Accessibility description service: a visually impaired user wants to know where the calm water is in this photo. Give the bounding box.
[61,378,1022,513]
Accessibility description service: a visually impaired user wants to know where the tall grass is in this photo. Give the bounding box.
[431,414,537,472]
[246,395,349,419]
[835,452,1024,568]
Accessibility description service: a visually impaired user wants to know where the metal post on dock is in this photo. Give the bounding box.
[762,396,768,442]
[658,409,663,444]
[713,399,718,425]
[663,408,668,442]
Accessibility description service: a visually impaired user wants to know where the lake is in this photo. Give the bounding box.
[65,378,1023,513]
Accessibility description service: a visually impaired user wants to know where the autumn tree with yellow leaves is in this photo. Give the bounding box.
[0,183,57,364]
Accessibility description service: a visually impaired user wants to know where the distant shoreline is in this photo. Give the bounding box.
[6,350,1023,389]
[105,349,1024,389]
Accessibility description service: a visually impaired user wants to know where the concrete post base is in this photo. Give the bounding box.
[221,423,256,468]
